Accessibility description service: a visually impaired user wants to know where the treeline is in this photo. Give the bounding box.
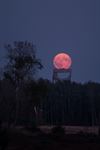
[0,41,100,127]
[0,78,100,126]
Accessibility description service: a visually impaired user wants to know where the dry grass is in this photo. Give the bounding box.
[4,126,100,150]
[39,125,99,135]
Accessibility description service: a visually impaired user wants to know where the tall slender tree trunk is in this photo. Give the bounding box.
[34,106,38,126]
[14,87,19,125]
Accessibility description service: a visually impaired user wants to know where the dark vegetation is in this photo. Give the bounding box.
[0,77,100,126]
[1,126,100,150]
[0,41,100,149]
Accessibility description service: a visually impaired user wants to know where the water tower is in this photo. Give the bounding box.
[52,53,72,82]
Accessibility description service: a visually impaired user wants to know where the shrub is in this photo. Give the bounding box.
[51,126,65,135]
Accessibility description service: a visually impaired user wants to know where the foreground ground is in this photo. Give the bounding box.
[3,127,100,150]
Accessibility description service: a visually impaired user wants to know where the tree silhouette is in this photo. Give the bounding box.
[4,41,43,84]
[3,41,43,125]
[24,78,49,125]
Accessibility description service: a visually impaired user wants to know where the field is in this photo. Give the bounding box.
[39,126,99,134]
[1,126,100,150]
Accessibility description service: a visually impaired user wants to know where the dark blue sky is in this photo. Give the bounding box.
[0,0,100,83]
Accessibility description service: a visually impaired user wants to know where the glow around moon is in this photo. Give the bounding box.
[53,53,72,70]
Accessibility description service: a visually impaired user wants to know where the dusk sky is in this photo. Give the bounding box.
[0,0,100,83]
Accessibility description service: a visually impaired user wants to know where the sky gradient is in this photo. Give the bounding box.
[0,0,100,83]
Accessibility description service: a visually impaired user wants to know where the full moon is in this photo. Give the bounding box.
[53,53,72,70]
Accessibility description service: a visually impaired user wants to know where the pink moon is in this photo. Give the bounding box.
[53,53,72,70]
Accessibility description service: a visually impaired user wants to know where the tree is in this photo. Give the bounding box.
[24,78,50,125]
[3,41,43,125]
[4,41,43,84]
